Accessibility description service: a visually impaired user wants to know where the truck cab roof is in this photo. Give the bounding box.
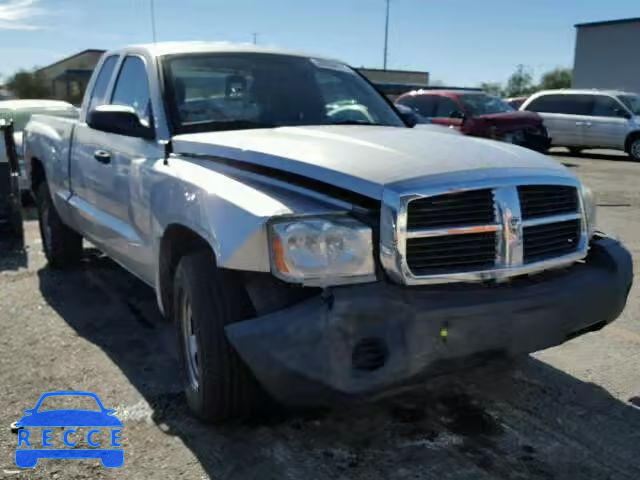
[107,41,339,62]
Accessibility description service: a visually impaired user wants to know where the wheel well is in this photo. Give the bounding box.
[158,225,213,320]
[624,131,640,153]
[30,157,45,192]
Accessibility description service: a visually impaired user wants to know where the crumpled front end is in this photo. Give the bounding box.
[226,236,632,406]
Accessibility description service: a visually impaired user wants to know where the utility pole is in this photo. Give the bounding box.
[252,32,259,45]
[383,0,390,69]
[150,0,158,43]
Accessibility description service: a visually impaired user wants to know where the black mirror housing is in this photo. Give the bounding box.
[400,111,418,128]
[87,105,155,139]
[449,110,466,120]
[614,108,632,119]
[395,104,418,128]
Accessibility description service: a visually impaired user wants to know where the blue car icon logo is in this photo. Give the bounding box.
[15,391,123,468]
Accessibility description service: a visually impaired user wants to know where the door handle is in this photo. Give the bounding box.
[584,122,593,127]
[575,121,584,126]
[93,150,111,164]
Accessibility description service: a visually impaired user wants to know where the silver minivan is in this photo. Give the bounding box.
[520,89,640,160]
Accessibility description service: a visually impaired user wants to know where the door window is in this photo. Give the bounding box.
[88,56,118,112]
[592,96,626,117]
[397,95,437,117]
[434,97,462,117]
[111,56,152,126]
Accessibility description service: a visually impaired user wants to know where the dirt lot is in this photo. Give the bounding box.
[1,150,639,479]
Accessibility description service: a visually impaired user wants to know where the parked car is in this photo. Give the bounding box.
[505,96,528,109]
[0,100,79,196]
[24,43,632,422]
[396,90,551,152]
[373,83,480,102]
[520,89,640,160]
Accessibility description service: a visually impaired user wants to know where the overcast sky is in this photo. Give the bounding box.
[0,0,638,86]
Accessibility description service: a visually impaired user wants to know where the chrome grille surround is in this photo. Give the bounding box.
[380,173,589,285]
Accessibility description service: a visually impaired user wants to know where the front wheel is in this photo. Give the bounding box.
[36,182,82,268]
[173,250,264,422]
[629,137,640,161]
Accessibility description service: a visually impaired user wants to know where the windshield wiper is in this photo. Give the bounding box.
[181,120,275,134]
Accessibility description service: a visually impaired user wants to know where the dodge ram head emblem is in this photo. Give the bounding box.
[509,216,522,234]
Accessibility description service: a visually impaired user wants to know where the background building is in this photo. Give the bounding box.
[36,49,105,104]
[573,18,640,93]
[357,68,429,86]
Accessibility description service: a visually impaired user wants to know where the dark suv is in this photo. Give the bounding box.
[396,90,551,152]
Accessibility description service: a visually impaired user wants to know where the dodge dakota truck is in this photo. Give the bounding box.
[24,42,633,422]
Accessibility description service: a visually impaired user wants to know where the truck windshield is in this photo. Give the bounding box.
[163,53,405,134]
[460,94,515,116]
[618,95,640,116]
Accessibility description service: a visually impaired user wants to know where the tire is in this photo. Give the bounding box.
[173,250,263,422]
[568,147,582,156]
[36,182,82,268]
[629,137,640,161]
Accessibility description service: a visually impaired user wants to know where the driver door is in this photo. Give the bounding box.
[72,55,162,282]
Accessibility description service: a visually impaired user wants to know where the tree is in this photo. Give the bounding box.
[5,69,50,99]
[480,82,503,97]
[504,64,535,98]
[539,68,572,90]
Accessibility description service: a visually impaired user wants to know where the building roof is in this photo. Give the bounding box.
[575,17,640,28]
[36,49,106,74]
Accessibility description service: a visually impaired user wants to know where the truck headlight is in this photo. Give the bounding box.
[269,216,376,286]
[580,184,597,238]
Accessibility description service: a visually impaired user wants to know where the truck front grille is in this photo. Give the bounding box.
[397,183,587,283]
[518,185,579,219]
[524,219,581,263]
[407,232,496,275]
[407,189,495,229]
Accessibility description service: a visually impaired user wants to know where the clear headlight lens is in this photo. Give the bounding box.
[580,183,597,238]
[269,216,376,286]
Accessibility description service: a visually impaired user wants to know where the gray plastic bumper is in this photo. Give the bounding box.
[226,236,633,406]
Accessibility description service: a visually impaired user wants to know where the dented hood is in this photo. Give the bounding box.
[172,125,569,199]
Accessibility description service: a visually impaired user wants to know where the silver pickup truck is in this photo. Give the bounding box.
[24,42,633,422]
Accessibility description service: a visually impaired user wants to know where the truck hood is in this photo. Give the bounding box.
[173,125,570,199]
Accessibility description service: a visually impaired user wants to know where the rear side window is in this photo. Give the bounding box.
[111,56,152,125]
[397,95,437,117]
[88,56,118,112]
[526,94,593,115]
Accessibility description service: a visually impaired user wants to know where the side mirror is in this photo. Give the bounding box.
[87,105,154,139]
[395,104,418,128]
[449,110,466,120]
[614,107,631,119]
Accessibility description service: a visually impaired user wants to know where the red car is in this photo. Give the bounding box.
[396,90,551,152]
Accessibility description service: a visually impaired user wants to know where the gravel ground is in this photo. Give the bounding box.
[0,150,639,479]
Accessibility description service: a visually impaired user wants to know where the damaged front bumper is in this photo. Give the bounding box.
[226,236,633,407]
